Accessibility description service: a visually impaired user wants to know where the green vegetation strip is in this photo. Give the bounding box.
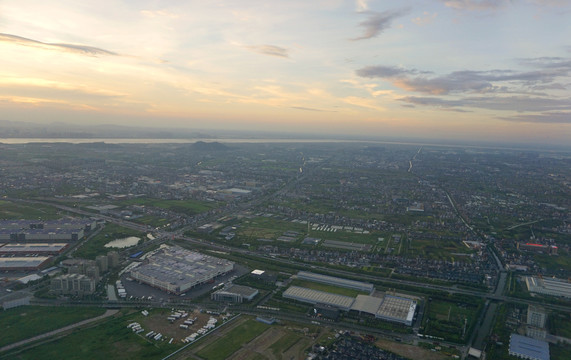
[0,306,106,348]
[196,319,270,360]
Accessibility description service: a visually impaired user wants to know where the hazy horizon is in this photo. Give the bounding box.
[1,1,570,146]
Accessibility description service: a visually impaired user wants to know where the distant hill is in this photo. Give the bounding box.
[190,141,230,151]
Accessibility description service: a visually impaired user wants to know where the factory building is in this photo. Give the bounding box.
[525,276,571,298]
[518,243,558,255]
[296,271,374,294]
[0,219,96,243]
[211,284,259,303]
[283,286,417,326]
[0,257,51,271]
[130,245,234,295]
[508,334,549,360]
[0,243,69,255]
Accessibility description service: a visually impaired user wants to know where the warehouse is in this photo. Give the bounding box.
[0,243,69,255]
[509,334,549,360]
[283,286,417,326]
[375,295,417,326]
[283,286,355,311]
[525,276,571,298]
[130,245,234,295]
[0,219,95,242]
[296,271,374,293]
[211,284,258,303]
[0,256,51,271]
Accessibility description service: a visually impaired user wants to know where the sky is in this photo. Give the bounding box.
[1,0,570,145]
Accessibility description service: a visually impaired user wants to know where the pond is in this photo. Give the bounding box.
[104,236,141,248]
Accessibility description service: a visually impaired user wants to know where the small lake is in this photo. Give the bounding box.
[104,236,140,248]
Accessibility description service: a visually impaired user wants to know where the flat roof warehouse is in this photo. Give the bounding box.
[130,245,234,295]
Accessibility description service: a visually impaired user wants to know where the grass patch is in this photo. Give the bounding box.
[421,297,482,343]
[119,198,219,216]
[269,331,302,357]
[0,306,106,348]
[196,319,270,360]
[290,279,366,298]
[73,223,144,259]
[0,200,62,220]
[408,237,474,261]
[6,311,176,360]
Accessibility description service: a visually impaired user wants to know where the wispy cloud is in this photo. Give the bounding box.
[243,44,289,58]
[499,111,571,123]
[399,95,571,113]
[440,0,508,12]
[291,106,327,112]
[0,33,119,57]
[412,12,438,26]
[356,65,570,95]
[351,9,410,41]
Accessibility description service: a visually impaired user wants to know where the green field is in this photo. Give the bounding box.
[421,297,482,343]
[195,318,270,360]
[408,237,474,261]
[290,279,367,298]
[269,331,304,358]
[0,200,62,220]
[118,198,220,216]
[0,306,106,348]
[73,223,144,259]
[6,311,177,360]
[238,217,307,241]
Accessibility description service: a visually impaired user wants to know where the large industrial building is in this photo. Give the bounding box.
[508,334,549,360]
[0,219,96,243]
[525,276,571,298]
[130,245,234,295]
[283,286,417,326]
[283,286,356,311]
[0,243,69,255]
[296,271,374,294]
[0,256,51,271]
[211,284,259,303]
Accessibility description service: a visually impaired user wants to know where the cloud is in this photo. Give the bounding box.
[0,33,118,57]
[440,0,508,11]
[243,44,289,58]
[356,65,419,78]
[356,65,570,94]
[355,0,369,12]
[399,95,571,112]
[291,106,327,112]
[499,112,571,123]
[441,0,570,11]
[412,12,438,26]
[351,9,410,41]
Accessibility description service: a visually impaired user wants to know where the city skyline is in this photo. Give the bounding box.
[1,0,570,145]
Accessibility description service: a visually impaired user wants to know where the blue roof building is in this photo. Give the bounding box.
[509,334,549,360]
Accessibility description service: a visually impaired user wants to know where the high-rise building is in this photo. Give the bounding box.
[107,251,120,268]
[96,255,108,273]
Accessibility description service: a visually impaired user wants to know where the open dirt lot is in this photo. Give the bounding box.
[375,339,450,360]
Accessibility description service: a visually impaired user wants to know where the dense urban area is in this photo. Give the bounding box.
[0,139,570,360]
